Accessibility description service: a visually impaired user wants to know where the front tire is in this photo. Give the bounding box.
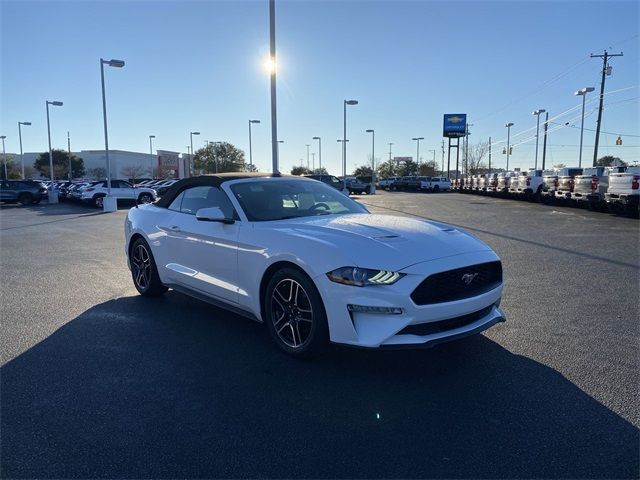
[129,237,168,296]
[264,267,329,358]
[138,193,153,204]
[18,193,33,206]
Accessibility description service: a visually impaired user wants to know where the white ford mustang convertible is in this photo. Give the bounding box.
[125,174,505,357]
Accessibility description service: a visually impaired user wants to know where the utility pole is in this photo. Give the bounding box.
[388,142,393,161]
[541,112,549,170]
[67,131,72,180]
[488,137,491,174]
[590,50,623,166]
[441,140,445,175]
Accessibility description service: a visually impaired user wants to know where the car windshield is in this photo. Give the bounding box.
[230,179,367,221]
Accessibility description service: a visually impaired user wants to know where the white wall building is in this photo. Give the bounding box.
[14,149,186,180]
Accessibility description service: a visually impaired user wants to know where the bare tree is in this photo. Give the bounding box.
[466,141,489,174]
[87,167,107,180]
[120,165,147,182]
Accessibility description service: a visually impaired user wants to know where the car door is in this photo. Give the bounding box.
[164,185,241,304]
[117,180,136,199]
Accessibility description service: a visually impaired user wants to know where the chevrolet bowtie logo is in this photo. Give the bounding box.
[447,116,464,124]
[461,273,478,285]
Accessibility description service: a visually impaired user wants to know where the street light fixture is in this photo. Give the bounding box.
[504,122,514,170]
[18,121,31,179]
[149,135,156,178]
[366,129,375,193]
[532,109,546,170]
[412,137,424,166]
[342,99,358,191]
[575,87,595,168]
[189,131,200,176]
[0,136,6,180]
[100,57,125,210]
[248,119,260,171]
[46,100,63,202]
[312,136,322,172]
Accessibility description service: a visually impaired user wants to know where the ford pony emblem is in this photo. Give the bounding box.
[461,273,478,285]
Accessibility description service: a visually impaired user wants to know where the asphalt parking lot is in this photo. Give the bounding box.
[1,193,638,479]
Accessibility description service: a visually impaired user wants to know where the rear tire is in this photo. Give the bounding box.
[94,195,105,208]
[18,193,33,206]
[138,193,153,204]
[264,267,329,358]
[129,237,168,297]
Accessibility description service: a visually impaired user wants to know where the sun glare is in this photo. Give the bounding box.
[263,56,276,74]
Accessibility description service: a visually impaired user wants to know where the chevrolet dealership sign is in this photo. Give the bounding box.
[443,114,467,138]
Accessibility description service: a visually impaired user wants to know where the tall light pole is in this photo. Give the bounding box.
[366,129,375,193]
[312,136,321,172]
[189,131,200,176]
[532,109,546,170]
[248,119,260,171]
[149,135,155,178]
[0,136,6,180]
[343,99,358,191]
[46,100,63,202]
[412,137,424,167]
[18,122,31,179]
[100,58,125,206]
[311,152,316,171]
[388,142,393,161]
[505,122,514,170]
[305,144,310,169]
[575,87,595,168]
[269,0,279,175]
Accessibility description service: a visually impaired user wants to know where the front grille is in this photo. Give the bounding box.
[410,261,502,305]
[398,305,494,336]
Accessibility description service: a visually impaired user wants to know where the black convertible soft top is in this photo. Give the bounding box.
[154,173,278,208]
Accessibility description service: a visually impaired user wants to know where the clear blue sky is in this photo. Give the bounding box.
[1,0,638,174]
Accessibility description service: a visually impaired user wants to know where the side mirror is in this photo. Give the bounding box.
[196,207,235,224]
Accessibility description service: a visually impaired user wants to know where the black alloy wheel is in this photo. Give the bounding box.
[129,238,168,296]
[264,267,329,358]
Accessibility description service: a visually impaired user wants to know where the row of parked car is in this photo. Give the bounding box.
[455,166,639,216]
[378,176,452,192]
[0,178,179,208]
[375,166,639,217]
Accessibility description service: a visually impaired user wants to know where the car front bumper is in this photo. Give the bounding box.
[314,251,505,348]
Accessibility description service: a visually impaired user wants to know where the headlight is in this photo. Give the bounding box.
[326,267,405,287]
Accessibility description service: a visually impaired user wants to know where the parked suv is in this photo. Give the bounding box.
[429,176,451,192]
[80,179,157,208]
[304,174,344,191]
[0,180,48,205]
[344,177,371,195]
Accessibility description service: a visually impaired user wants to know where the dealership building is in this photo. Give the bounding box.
[14,149,189,180]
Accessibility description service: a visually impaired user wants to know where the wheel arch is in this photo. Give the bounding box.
[258,260,314,323]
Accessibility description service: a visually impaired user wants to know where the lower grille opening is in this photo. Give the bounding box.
[397,305,494,336]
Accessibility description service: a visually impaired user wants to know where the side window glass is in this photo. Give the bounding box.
[168,191,184,212]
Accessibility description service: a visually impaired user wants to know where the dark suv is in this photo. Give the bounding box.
[304,174,344,191]
[0,180,47,205]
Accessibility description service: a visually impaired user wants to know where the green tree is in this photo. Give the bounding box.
[1,154,23,179]
[419,161,438,176]
[398,159,419,176]
[596,155,626,167]
[311,167,327,175]
[291,166,311,176]
[34,149,85,179]
[376,160,398,179]
[353,165,373,177]
[193,142,246,174]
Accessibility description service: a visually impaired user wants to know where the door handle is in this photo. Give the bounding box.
[169,225,181,232]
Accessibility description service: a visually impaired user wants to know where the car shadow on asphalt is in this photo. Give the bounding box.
[1,292,638,479]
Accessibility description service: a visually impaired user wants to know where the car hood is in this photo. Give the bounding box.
[266,213,493,271]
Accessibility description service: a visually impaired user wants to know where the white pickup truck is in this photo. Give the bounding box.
[572,166,626,210]
[605,166,640,216]
[522,169,546,201]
